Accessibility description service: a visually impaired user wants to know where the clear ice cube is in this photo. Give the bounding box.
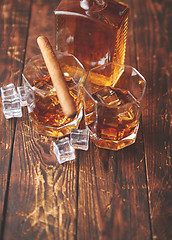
[93,87,122,106]
[1,83,15,93]
[17,86,27,107]
[1,84,22,119]
[2,96,22,119]
[34,81,55,92]
[53,137,75,164]
[70,129,89,150]
[117,102,139,121]
[25,87,35,113]
[1,83,18,99]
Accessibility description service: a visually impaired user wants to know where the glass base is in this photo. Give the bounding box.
[29,108,83,138]
[88,123,140,151]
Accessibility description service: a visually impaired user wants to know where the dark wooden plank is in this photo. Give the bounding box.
[4,116,78,239]
[3,0,79,239]
[77,0,151,239]
[132,0,172,239]
[0,0,32,235]
[77,140,151,239]
[23,0,57,58]
[1,0,171,239]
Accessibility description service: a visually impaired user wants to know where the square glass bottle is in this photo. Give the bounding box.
[54,0,129,70]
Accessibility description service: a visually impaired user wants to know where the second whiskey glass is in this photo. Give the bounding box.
[83,62,146,150]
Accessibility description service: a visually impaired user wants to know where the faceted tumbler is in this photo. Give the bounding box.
[83,62,146,150]
[22,51,85,138]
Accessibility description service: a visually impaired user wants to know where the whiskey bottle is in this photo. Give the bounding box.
[54,0,129,70]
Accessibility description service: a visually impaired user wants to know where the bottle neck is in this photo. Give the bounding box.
[80,0,106,11]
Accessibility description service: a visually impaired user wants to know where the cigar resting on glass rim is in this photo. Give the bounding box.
[37,36,76,118]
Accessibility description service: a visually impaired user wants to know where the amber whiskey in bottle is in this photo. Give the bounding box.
[55,0,129,70]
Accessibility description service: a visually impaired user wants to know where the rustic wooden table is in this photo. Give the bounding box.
[0,0,171,239]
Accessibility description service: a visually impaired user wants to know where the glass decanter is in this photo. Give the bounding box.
[54,0,129,70]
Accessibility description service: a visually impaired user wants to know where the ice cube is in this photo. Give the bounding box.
[2,96,22,119]
[1,83,15,93]
[70,129,89,151]
[17,86,27,107]
[25,87,35,113]
[1,83,17,99]
[1,84,22,119]
[117,102,139,121]
[53,137,75,164]
[93,87,121,106]
[34,80,55,92]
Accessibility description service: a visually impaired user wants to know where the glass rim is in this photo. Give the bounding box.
[22,51,85,94]
[87,62,146,81]
[84,62,146,105]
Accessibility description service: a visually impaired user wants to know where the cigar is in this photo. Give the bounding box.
[37,36,76,118]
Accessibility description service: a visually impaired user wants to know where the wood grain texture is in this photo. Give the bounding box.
[3,0,79,239]
[24,0,58,58]
[77,137,151,239]
[132,0,172,239]
[0,0,171,239]
[0,0,31,235]
[4,113,78,239]
[77,1,151,239]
